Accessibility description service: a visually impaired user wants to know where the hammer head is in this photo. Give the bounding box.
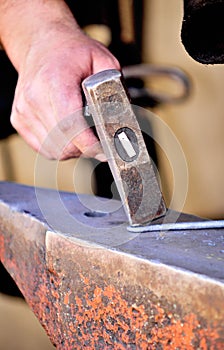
[82,69,166,226]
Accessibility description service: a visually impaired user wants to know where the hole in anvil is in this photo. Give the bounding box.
[84,211,108,218]
[109,221,126,225]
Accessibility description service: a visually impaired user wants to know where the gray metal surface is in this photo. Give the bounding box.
[0,181,223,281]
[0,182,224,348]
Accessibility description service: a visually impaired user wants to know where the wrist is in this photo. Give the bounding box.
[0,0,80,71]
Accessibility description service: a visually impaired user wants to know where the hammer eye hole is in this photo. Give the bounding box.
[114,127,139,162]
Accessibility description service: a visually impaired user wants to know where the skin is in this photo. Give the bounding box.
[0,0,120,160]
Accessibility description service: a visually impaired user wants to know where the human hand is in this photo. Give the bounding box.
[0,0,120,160]
[12,30,120,160]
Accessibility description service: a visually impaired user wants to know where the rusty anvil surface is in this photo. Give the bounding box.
[0,181,224,349]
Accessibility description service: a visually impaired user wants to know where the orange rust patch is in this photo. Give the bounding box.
[59,273,223,349]
[4,232,221,350]
[64,290,72,305]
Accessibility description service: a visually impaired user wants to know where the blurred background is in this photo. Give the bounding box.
[1,0,224,348]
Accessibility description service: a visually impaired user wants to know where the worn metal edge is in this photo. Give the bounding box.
[45,230,224,321]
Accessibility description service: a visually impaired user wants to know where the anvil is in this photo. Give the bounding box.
[0,182,224,348]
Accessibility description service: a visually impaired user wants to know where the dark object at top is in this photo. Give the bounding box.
[181,0,224,64]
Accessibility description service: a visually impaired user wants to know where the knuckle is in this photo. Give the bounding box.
[11,87,33,117]
[10,108,22,129]
[22,82,37,106]
[60,143,81,160]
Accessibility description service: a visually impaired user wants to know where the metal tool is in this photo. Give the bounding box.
[123,63,191,106]
[128,219,224,232]
[82,69,166,226]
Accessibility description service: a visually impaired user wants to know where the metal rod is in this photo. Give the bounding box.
[128,219,224,233]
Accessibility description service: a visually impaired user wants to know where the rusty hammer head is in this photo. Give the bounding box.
[82,69,166,227]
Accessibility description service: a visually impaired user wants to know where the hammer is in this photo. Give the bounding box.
[82,69,166,227]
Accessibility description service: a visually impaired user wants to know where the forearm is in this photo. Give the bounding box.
[0,0,80,71]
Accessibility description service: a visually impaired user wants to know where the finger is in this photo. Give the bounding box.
[57,110,106,160]
[11,107,82,160]
[72,129,107,161]
[11,118,48,157]
[12,81,85,159]
[91,43,121,73]
[43,79,106,160]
